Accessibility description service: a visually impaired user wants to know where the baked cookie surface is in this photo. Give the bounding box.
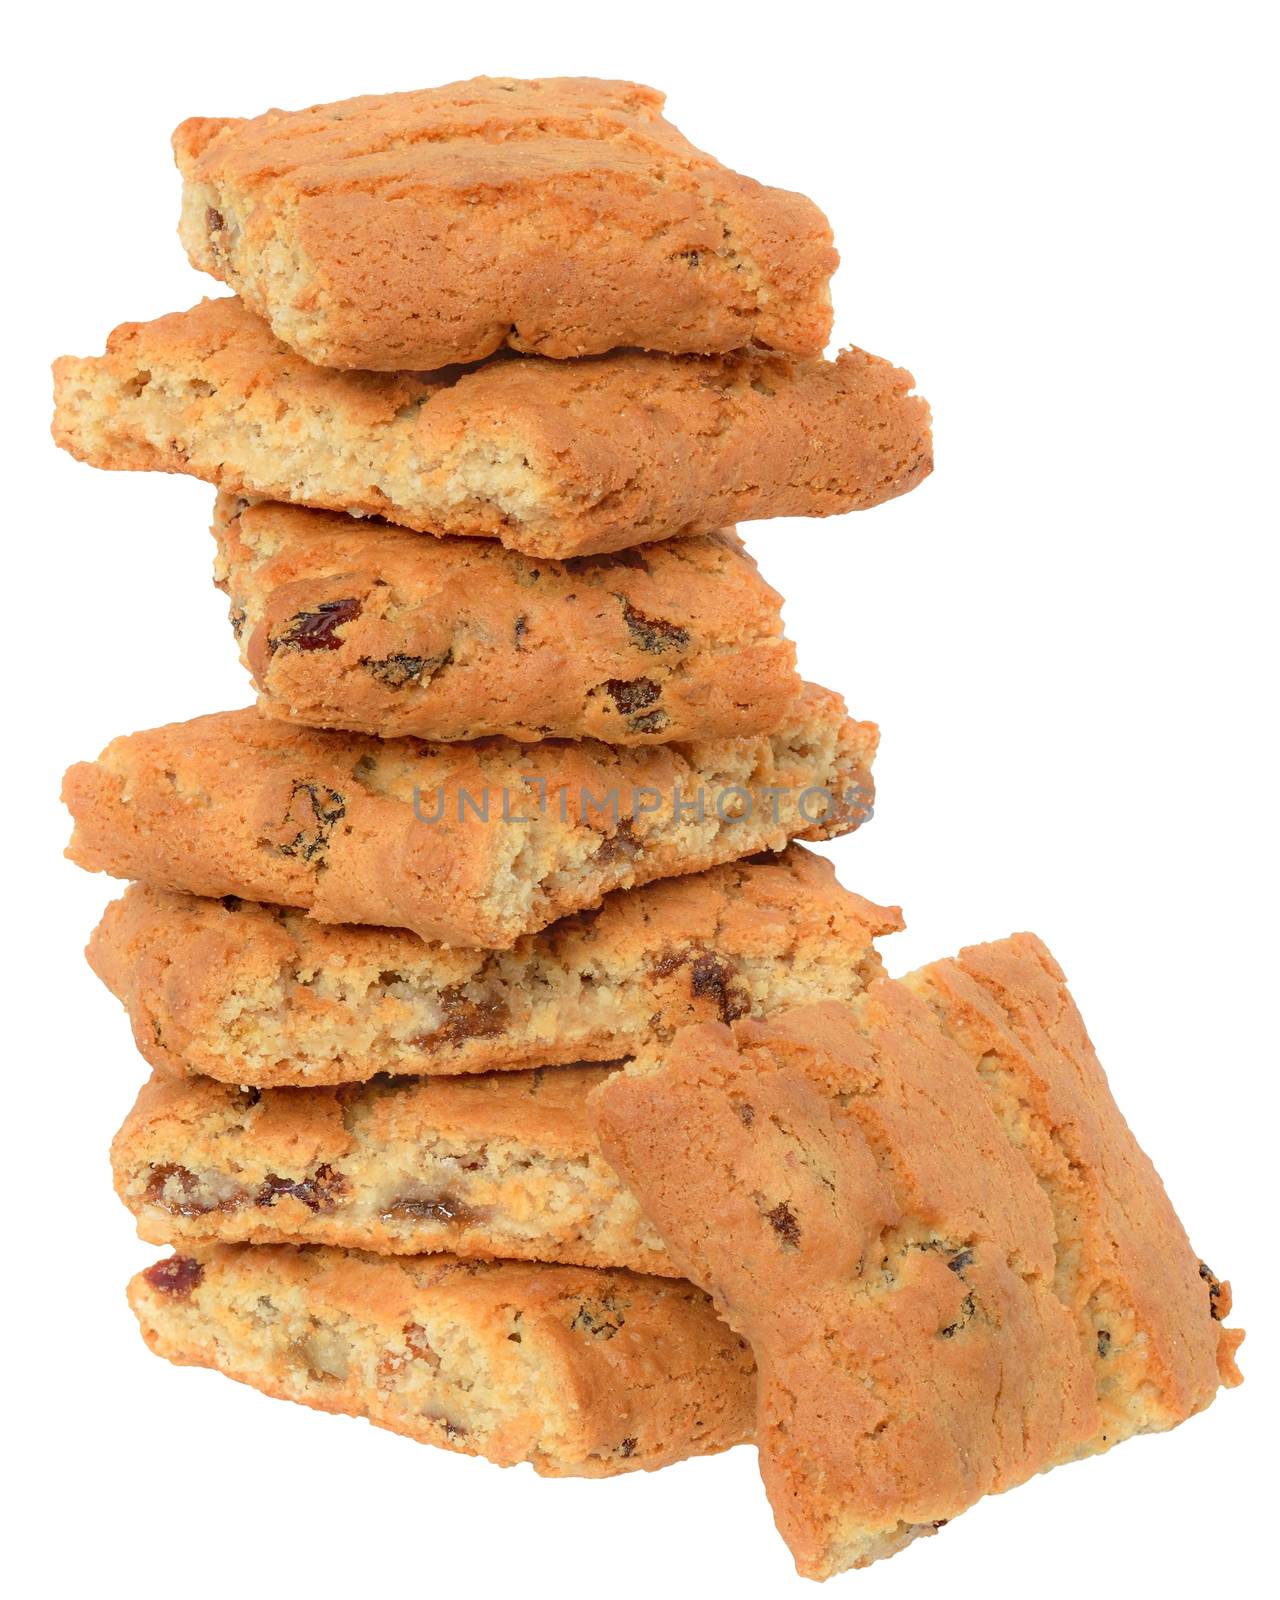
[52,297,929,557]
[88,845,900,1085]
[903,935,1243,1441]
[593,941,1241,1577]
[173,78,836,369]
[212,496,800,744]
[129,1244,756,1476]
[64,688,876,947]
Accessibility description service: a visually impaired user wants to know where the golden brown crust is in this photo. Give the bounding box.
[87,846,901,1085]
[63,689,877,948]
[112,1066,677,1274]
[171,78,836,368]
[212,496,800,743]
[51,297,930,558]
[128,1245,756,1476]
[593,985,1101,1576]
[594,950,1242,1575]
[903,934,1244,1410]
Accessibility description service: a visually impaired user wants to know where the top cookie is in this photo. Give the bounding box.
[173,77,837,370]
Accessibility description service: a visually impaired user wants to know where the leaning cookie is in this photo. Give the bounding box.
[173,77,836,368]
[592,944,1241,1578]
[64,687,875,948]
[51,297,930,559]
[129,1245,756,1476]
[212,496,801,744]
[113,1066,676,1275]
[88,846,900,1085]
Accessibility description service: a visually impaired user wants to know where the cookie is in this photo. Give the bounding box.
[88,846,900,1085]
[592,942,1241,1577]
[113,1065,677,1274]
[51,297,930,559]
[173,78,836,369]
[64,687,876,947]
[128,1245,755,1476]
[210,495,800,744]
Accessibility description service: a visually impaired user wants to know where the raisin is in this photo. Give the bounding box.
[270,597,362,653]
[220,895,243,912]
[765,1201,801,1248]
[273,781,345,863]
[513,615,528,650]
[650,948,690,978]
[940,1291,976,1338]
[410,985,510,1048]
[362,648,452,689]
[228,604,246,640]
[1199,1261,1226,1320]
[571,1299,626,1338]
[205,208,229,261]
[256,1163,349,1213]
[619,1437,638,1457]
[690,954,750,1024]
[1097,1329,1112,1357]
[600,677,671,734]
[144,1163,220,1218]
[593,818,640,866]
[143,1256,203,1297]
[615,596,690,654]
[383,1194,479,1226]
[603,677,661,715]
[947,1250,973,1274]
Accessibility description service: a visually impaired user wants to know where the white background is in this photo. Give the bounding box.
[6,3,1275,1595]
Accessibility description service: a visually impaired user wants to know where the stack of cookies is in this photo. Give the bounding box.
[52,78,1241,1578]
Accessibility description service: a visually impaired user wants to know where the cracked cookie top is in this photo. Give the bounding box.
[593,944,1241,1577]
[172,77,836,369]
